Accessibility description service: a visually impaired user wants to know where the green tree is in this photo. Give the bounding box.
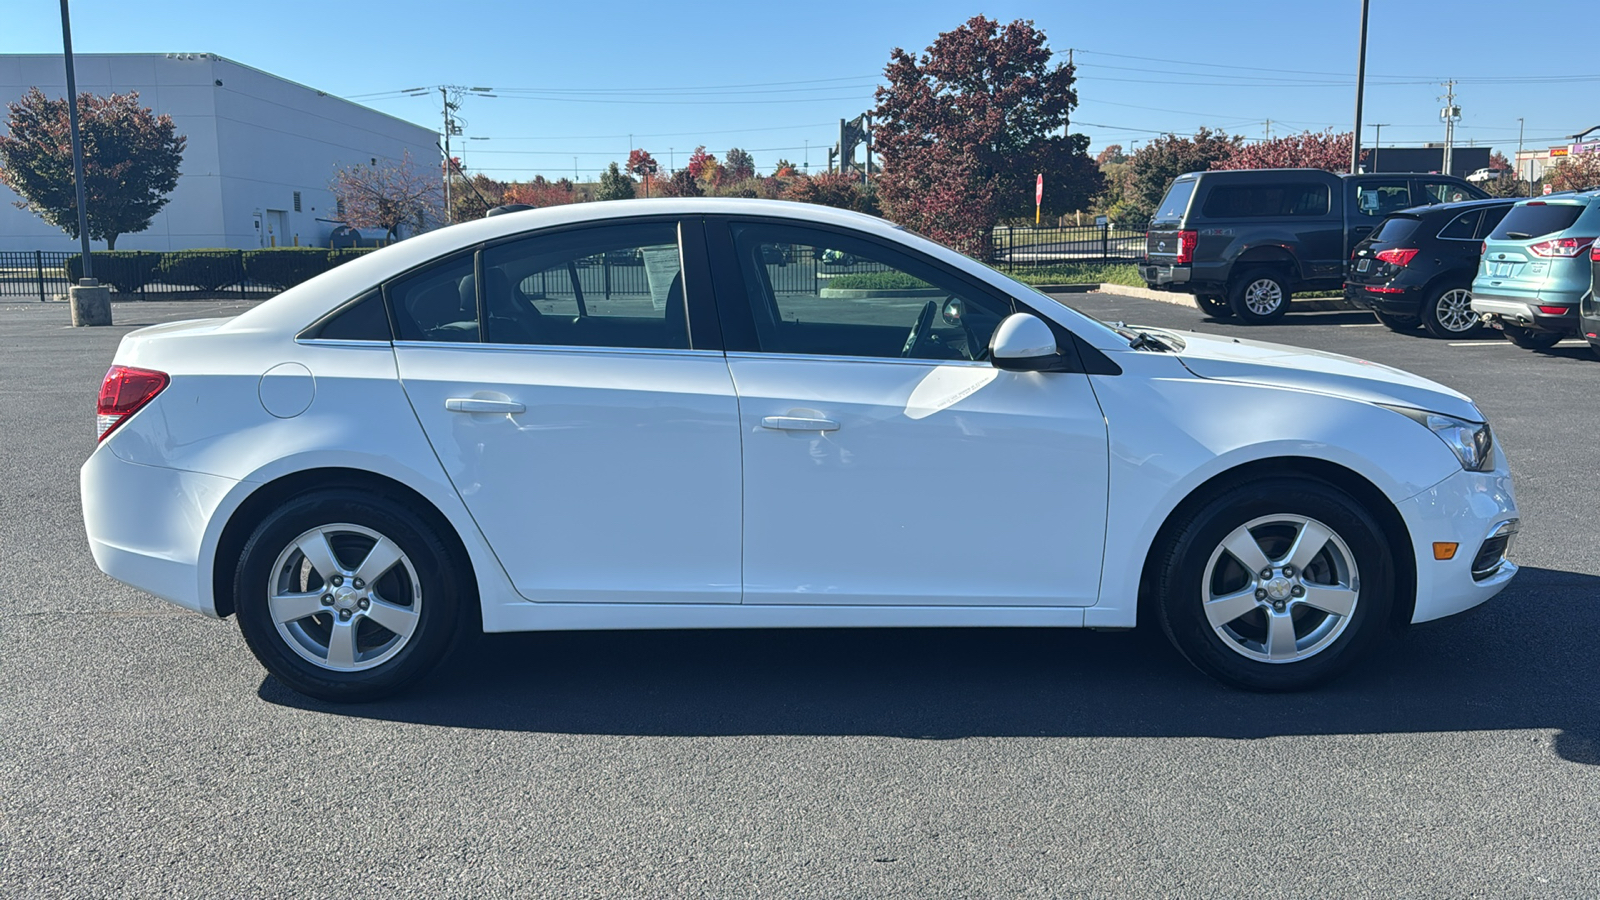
[723,147,756,182]
[872,16,1100,255]
[1120,127,1242,224]
[596,161,636,201]
[0,87,185,250]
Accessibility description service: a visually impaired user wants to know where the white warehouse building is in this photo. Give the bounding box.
[0,53,438,252]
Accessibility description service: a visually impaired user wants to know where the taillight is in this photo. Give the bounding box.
[1174,230,1198,265]
[97,365,169,441]
[1538,305,1571,315]
[1375,248,1419,267]
[1590,242,1600,260]
[1527,237,1596,258]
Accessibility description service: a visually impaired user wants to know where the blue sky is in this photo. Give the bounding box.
[5,0,1593,181]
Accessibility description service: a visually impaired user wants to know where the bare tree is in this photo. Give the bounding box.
[329,151,442,241]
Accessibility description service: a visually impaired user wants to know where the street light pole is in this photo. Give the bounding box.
[1517,117,1526,196]
[59,0,91,281]
[1369,123,1388,172]
[1350,0,1370,174]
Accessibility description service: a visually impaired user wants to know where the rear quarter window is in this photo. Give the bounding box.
[1490,204,1584,240]
[1201,183,1330,218]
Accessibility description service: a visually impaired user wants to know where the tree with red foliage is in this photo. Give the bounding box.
[627,149,658,196]
[330,150,441,240]
[503,175,577,208]
[657,167,704,198]
[781,172,878,214]
[1214,130,1362,173]
[1117,128,1242,224]
[1543,153,1600,192]
[1095,144,1125,166]
[0,87,185,249]
[687,145,719,186]
[872,16,1099,256]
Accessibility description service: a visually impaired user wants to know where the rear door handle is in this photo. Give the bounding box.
[761,415,839,432]
[445,398,525,414]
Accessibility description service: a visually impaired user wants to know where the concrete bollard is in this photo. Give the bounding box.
[69,279,113,327]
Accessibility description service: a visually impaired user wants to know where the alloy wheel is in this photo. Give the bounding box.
[267,523,423,672]
[1244,279,1284,316]
[1200,514,1360,664]
[1433,288,1478,334]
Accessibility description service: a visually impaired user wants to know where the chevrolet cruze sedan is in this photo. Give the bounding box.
[83,199,1519,701]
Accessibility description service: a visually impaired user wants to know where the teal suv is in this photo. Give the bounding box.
[1471,193,1599,350]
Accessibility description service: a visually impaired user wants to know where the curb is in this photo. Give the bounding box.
[1038,283,1360,312]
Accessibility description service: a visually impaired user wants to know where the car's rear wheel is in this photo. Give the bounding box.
[1373,310,1420,332]
[1501,323,1563,350]
[1195,294,1232,317]
[234,489,468,702]
[1421,286,1483,338]
[1227,269,1291,324]
[1153,477,1394,691]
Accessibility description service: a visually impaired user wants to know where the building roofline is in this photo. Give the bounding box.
[0,51,436,139]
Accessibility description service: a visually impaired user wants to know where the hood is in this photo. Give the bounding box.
[1164,330,1482,422]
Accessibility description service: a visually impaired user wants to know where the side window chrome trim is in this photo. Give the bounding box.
[725,351,993,368]
[392,340,723,359]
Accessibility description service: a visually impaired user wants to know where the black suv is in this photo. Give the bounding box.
[1141,168,1489,323]
[1345,198,1515,338]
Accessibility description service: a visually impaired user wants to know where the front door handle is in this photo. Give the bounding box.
[445,398,525,414]
[761,415,839,432]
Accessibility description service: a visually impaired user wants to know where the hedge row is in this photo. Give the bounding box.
[67,247,378,293]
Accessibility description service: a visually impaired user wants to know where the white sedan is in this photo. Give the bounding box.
[82,199,1519,700]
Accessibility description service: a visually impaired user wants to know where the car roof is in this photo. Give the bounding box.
[1510,190,1600,206]
[1390,197,1517,217]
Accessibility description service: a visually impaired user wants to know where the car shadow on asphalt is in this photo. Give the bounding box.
[259,566,1599,765]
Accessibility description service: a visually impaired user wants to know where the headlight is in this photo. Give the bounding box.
[1383,406,1494,471]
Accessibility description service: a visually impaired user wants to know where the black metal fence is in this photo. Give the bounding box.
[988,224,1147,271]
[0,250,283,301]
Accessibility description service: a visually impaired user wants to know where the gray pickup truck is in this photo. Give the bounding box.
[1141,168,1488,323]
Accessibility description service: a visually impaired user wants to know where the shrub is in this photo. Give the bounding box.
[243,248,331,289]
[825,271,931,290]
[66,251,160,294]
[328,247,377,267]
[157,250,244,291]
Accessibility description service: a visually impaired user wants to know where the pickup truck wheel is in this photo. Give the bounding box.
[1420,286,1483,338]
[1194,295,1232,317]
[1501,323,1563,350]
[1228,269,1291,324]
[1373,310,1420,332]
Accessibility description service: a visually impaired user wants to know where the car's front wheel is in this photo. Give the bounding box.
[1153,477,1395,691]
[1228,269,1291,324]
[234,488,469,702]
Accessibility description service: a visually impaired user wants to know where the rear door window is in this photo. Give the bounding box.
[387,253,479,342]
[1489,203,1585,240]
[1437,210,1482,241]
[1201,183,1330,218]
[1353,181,1412,218]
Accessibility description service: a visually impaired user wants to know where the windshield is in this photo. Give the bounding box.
[1152,179,1198,227]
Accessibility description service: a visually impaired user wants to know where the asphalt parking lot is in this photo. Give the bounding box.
[2,293,1597,898]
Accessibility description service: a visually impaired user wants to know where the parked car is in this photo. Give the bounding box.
[1466,167,1509,184]
[1585,244,1600,359]
[1142,168,1489,323]
[1471,192,1600,349]
[82,198,1519,701]
[1345,198,1514,338]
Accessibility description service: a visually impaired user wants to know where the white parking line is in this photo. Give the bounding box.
[1339,323,1382,328]
[1448,341,1510,347]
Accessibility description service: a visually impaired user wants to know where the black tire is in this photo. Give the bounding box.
[1591,342,1600,362]
[1501,322,1563,350]
[1227,269,1292,324]
[234,488,470,702]
[1152,477,1395,692]
[1420,285,1483,339]
[1373,310,1420,332]
[1195,294,1232,317]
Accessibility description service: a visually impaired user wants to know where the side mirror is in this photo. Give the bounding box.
[990,313,1062,371]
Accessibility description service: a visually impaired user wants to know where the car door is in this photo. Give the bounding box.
[392,218,743,604]
[706,218,1110,607]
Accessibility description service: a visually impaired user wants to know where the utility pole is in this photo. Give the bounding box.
[1264,119,1272,141]
[1369,123,1388,172]
[1439,80,1460,176]
[404,85,493,225]
[1517,117,1527,195]
[1351,0,1369,174]
[863,114,872,186]
[440,87,455,221]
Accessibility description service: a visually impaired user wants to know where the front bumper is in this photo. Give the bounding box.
[1399,458,1519,624]
[81,446,242,617]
